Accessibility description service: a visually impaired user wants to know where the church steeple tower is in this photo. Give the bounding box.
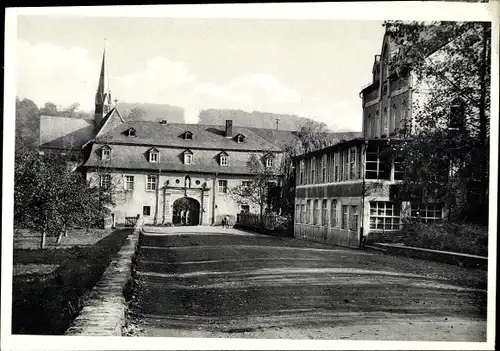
[94,44,112,129]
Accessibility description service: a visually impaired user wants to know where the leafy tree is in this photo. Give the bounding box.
[384,21,491,224]
[277,119,335,216]
[39,101,59,116]
[14,150,117,248]
[15,97,40,150]
[127,106,147,121]
[229,153,277,224]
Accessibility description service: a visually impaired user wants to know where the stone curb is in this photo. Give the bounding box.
[65,221,143,336]
[365,242,488,270]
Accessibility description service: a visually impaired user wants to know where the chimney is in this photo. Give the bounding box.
[275,118,280,130]
[225,120,233,138]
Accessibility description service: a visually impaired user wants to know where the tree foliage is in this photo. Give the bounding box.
[15,97,40,150]
[277,119,336,216]
[229,153,277,222]
[14,150,116,248]
[385,21,491,224]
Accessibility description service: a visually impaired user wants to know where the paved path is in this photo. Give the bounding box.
[130,226,487,341]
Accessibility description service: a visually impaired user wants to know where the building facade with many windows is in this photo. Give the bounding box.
[81,118,287,226]
[293,27,446,248]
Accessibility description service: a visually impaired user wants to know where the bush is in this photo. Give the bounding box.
[400,220,488,256]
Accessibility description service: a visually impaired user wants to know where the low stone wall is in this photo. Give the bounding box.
[65,221,142,336]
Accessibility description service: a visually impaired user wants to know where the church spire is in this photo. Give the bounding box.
[94,42,112,129]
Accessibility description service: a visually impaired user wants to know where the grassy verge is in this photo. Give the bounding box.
[12,228,132,335]
[400,222,488,257]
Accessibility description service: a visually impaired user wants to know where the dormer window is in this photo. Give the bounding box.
[149,147,160,163]
[235,134,245,143]
[183,131,193,140]
[183,150,193,165]
[126,128,136,137]
[101,146,111,161]
[265,154,275,168]
[219,151,229,167]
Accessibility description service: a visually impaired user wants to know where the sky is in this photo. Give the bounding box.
[16,15,386,131]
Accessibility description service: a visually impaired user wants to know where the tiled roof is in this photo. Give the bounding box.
[82,143,280,175]
[39,115,95,150]
[95,121,283,152]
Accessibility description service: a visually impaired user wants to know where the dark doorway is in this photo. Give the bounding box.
[172,197,201,226]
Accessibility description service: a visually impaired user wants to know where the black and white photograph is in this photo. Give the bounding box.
[2,2,498,350]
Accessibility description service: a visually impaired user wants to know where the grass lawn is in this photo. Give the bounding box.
[12,227,132,335]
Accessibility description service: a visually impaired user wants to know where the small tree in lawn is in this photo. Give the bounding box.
[15,150,63,248]
[229,153,277,226]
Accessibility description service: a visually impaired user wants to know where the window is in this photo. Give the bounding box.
[100,174,111,189]
[382,82,388,95]
[341,205,349,229]
[381,108,388,136]
[149,149,159,163]
[349,147,356,180]
[299,160,304,185]
[391,104,397,134]
[322,199,328,226]
[241,204,250,214]
[369,201,401,231]
[184,153,193,165]
[242,180,252,187]
[343,149,349,180]
[310,157,316,183]
[127,128,136,137]
[401,100,408,134]
[375,110,380,137]
[185,176,191,188]
[236,134,245,143]
[321,155,327,183]
[218,180,228,193]
[102,148,111,161]
[365,144,391,180]
[334,152,339,182]
[295,204,300,223]
[124,175,134,190]
[356,146,362,179]
[183,131,193,140]
[330,199,338,227]
[394,155,404,180]
[313,200,319,225]
[306,200,311,224]
[411,204,443,223]
[301,202,305,223]
[220,154,229,166]
[143,206,151,216]
[266,156,274,168]
[339,151,344,181]
[350,206,359,231]
[146,175,157,191]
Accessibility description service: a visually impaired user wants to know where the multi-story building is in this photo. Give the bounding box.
[38,46,356,226]
[293,27,446,248]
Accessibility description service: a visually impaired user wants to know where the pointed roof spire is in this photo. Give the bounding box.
[95,39,110,105]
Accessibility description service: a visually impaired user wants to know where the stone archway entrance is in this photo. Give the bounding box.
[172,197,201,226]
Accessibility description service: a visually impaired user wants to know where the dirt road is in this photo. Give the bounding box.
[128,226,487,341]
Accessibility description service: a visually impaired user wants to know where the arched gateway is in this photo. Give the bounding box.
[172,197,201,226]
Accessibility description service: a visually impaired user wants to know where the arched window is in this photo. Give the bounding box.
[382,107,388,136]
[401,99,408,134]
[375,110,380,137]
[185,175,191,188]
